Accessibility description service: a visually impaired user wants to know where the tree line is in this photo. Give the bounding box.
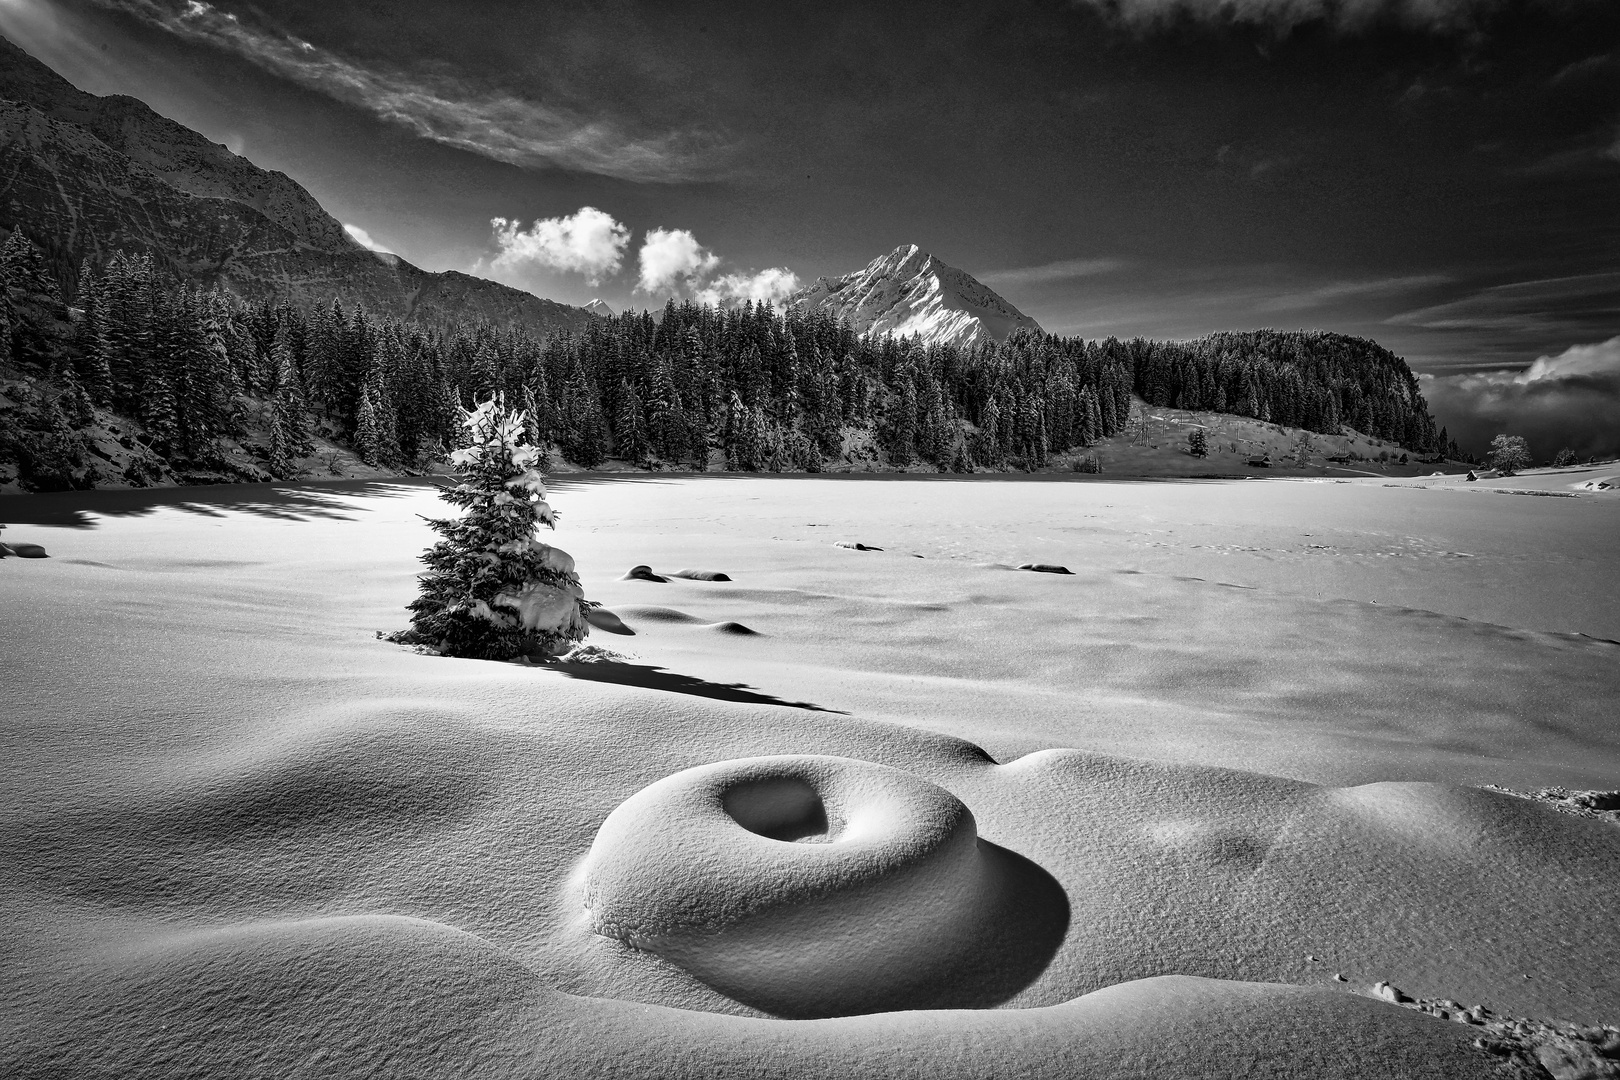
[1,224,1461,491]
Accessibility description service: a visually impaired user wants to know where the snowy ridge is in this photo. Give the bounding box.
[790,244,1043,348]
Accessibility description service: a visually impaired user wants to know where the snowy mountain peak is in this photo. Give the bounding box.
[583,298,615,317]
[789,244,1042,349]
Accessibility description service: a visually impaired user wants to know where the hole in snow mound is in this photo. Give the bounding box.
[1016,563,1072,575]
[723,777,830,842]
[671,569,732,581]
[581,755,1068,1018]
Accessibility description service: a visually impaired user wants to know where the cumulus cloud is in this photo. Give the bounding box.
[636,228,721,295]
[695,267,802,307]
[342,223,391,253]
[1424,336,1620,460]
[490,207,630,285]
[633,228,798,307]
[85,0,725,182]
[1071,0,1569,33]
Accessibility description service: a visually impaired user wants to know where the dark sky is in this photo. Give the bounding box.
[4,0,1618,454]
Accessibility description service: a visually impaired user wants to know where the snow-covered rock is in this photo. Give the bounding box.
[789,244,1042,349]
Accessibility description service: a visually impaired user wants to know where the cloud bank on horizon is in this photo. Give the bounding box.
[1423,336,1620,460]
[1073,0,1594,31]
[83,0,725,182]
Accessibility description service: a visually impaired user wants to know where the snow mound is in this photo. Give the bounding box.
[703,621,760,635]
[616,605,707,623]
[585,608,636,635]
[581,755,1068,1017]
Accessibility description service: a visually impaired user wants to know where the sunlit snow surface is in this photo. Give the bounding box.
[2,473,1617,1078]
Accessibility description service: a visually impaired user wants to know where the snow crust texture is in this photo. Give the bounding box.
[790,244,1043,348]
[583,755,1068,1016]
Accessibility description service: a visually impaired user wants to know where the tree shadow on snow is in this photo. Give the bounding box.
[0,478,434,528]
[548,661,845,713]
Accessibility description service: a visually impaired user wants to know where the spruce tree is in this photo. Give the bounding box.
[354,384,382,465]
[268,351,312,478]
[399,395,590,660]
[560,365,607,467]
[74,263,114,405]
[358,366,401,465]
[0,287,12,367]
[0,230,58,304]
[615,378,648,462]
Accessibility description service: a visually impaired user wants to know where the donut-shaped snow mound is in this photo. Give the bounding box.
[582,755,1068,1017]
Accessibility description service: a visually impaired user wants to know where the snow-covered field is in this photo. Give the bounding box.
[3,473,1618,1078]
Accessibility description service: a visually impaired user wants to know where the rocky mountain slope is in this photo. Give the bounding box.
[0,35,595,336]
[0,36,356,254]
[790,244,1043,348]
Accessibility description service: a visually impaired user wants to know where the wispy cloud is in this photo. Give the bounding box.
[1514,125,1620,176]
[490,207,630,286]
[1070,0,1582,34]
[84,0,727,182]
[1387,272,1620,334]
[1257,273,1452,312]
[977,257,1125,288]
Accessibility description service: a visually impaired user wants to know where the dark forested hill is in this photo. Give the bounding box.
[0,35,595,338]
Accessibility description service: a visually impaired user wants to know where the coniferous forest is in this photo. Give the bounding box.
[0,225,1462,492]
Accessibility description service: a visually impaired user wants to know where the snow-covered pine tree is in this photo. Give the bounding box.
[74,261,114,406]
[615,378,648,463]
[0,284,12,367]
[354,383,382,465]
[399,395,589,660]
[268,350,311,478]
